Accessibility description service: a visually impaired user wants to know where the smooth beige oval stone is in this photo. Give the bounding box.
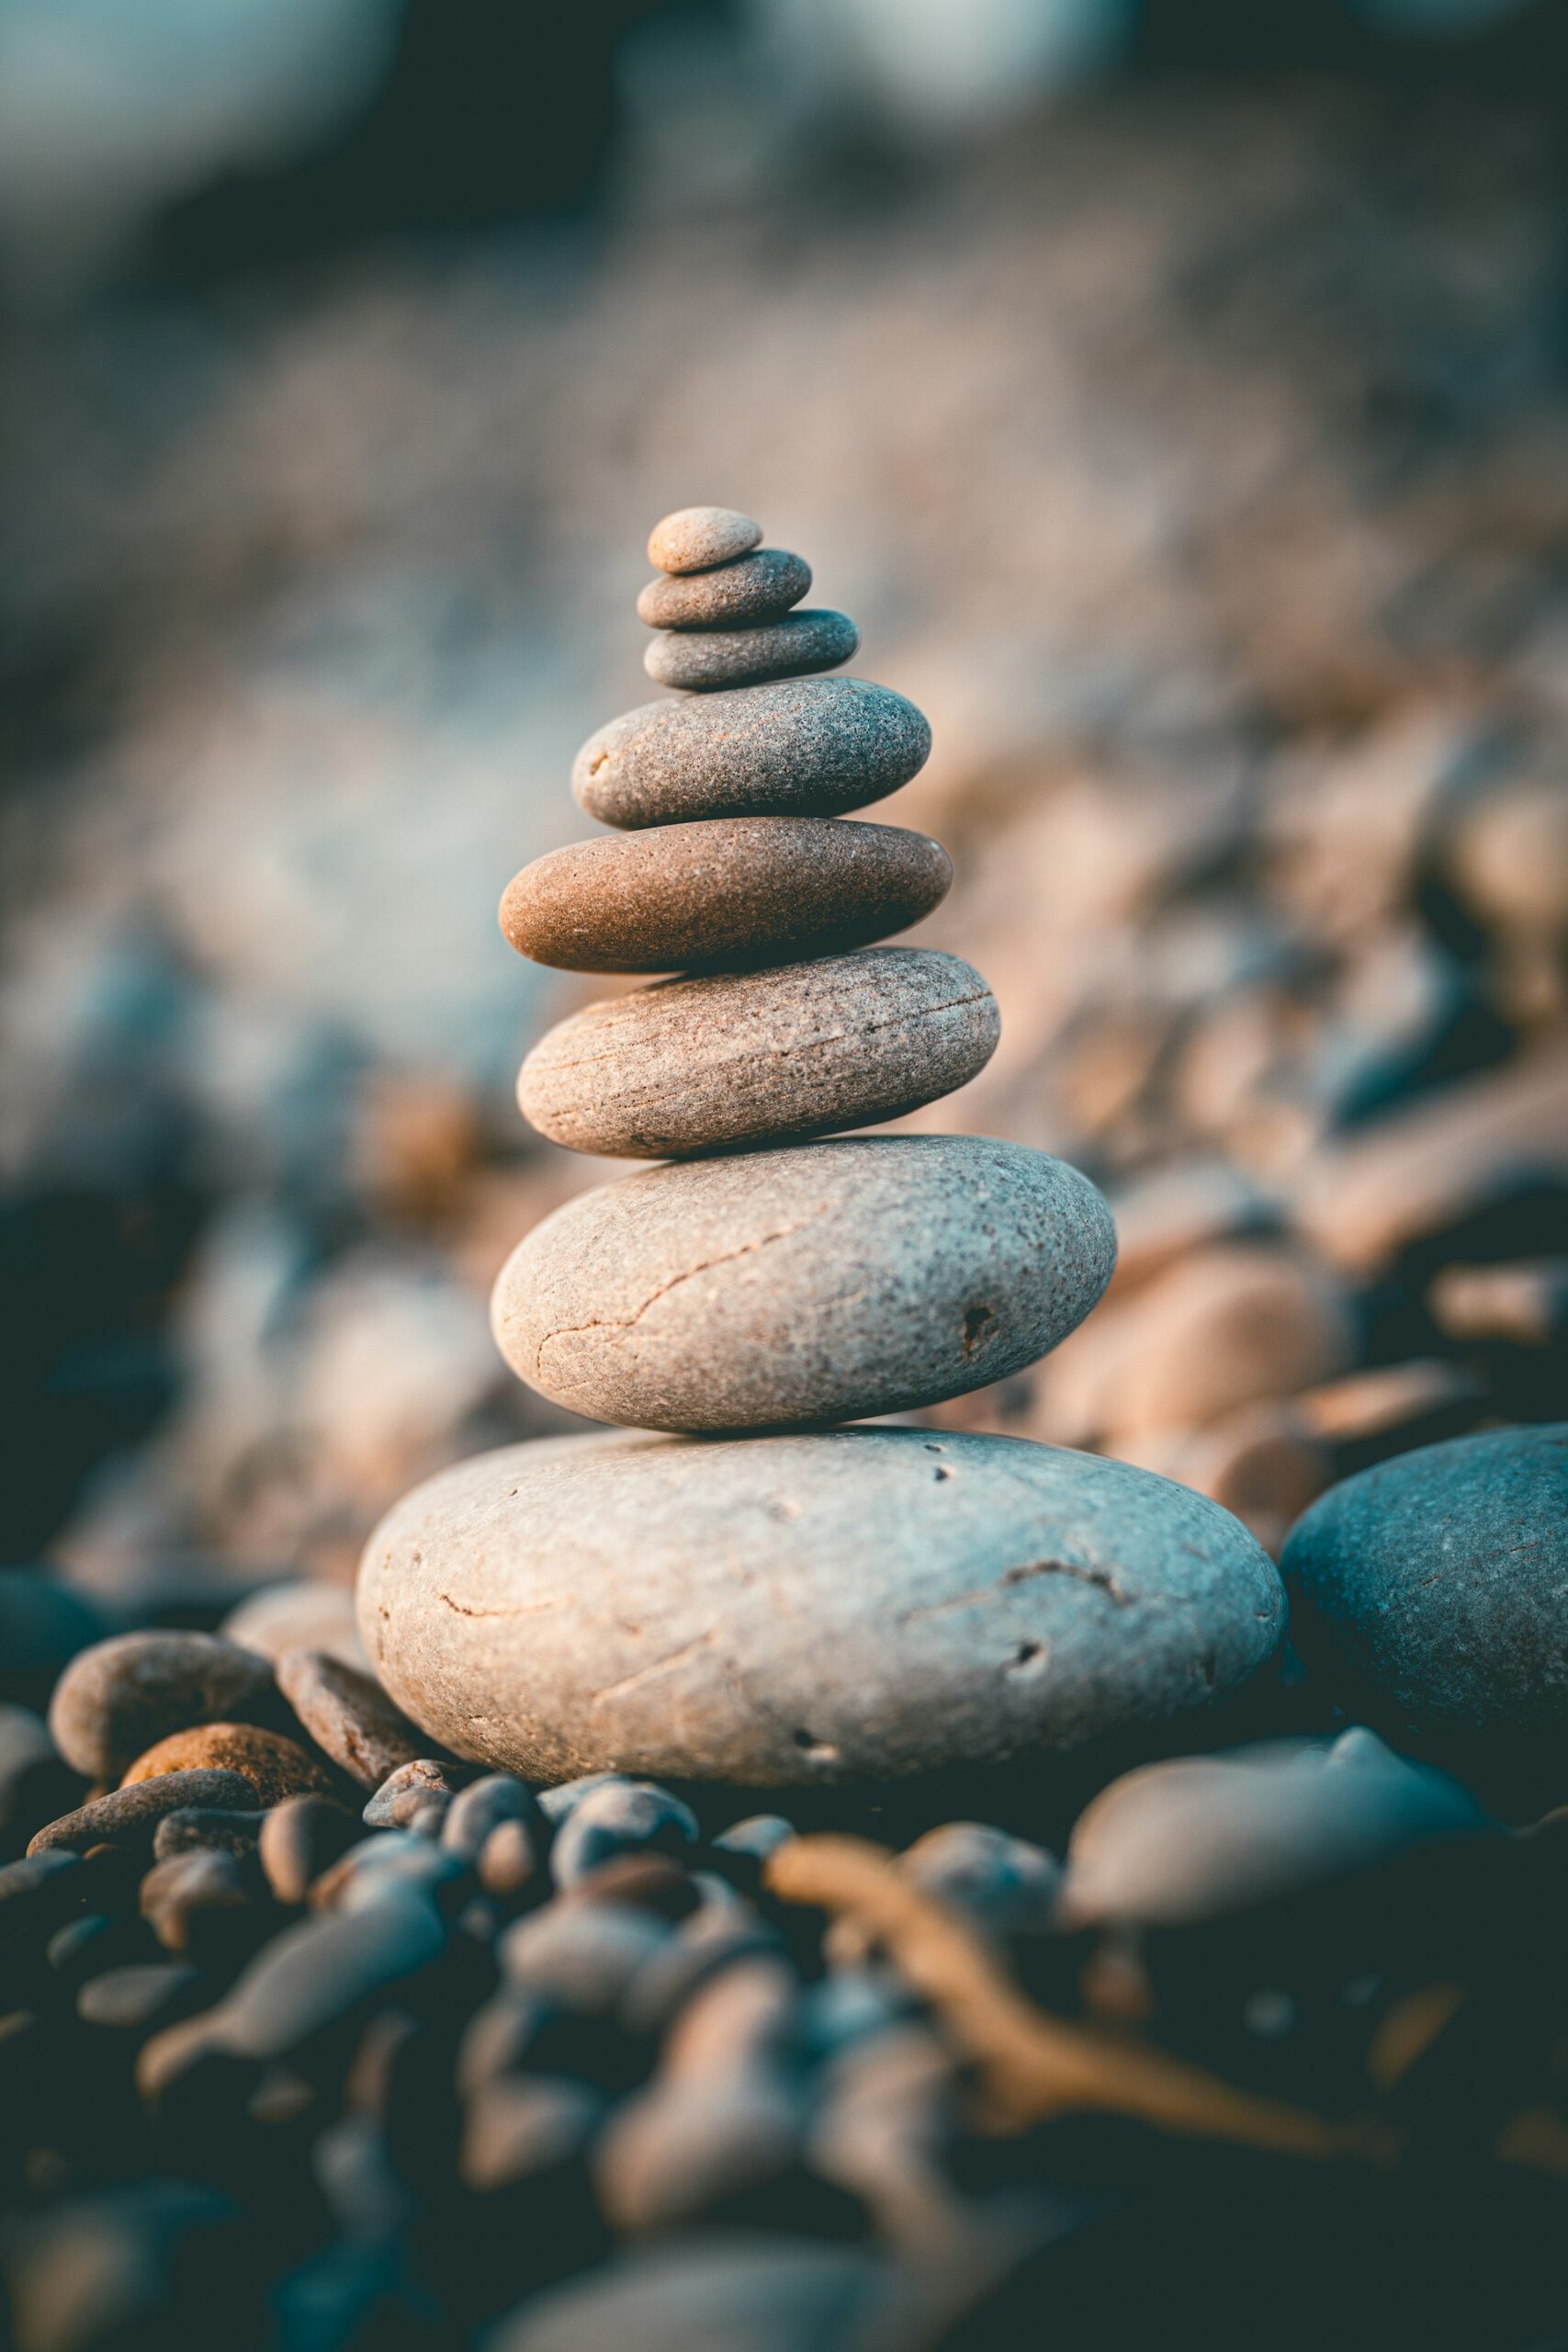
[644,610,858,693]
[491,1135,1116,1431]
[518,948,998,1159]
[499,818,951,975]
[356,1428,1285,1785]
[647,506,761,574]
[637,549,810,631]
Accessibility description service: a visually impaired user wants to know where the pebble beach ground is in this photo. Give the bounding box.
[5,71,1568,2352]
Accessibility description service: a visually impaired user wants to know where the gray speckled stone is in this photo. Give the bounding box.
[1060,1728,1491,1928]
[1281,1423,1568,1809]
[648,506,761,574]
[499,818,950,976]
[517,948,998,1159]
[573,679,931,830]
[645,610,859,693]
[637,549,810,631]
[491,1135,1116,1431]
[357,1428,1285,1785]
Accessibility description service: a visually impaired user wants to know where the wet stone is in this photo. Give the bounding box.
[573,677,931,829]
[644,608,859,692]
[517,947,996,1159]
[500,818,952,977]
[637,548,810,630]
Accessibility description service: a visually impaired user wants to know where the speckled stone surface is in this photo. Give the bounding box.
[120,1724,339,1804]
[357,1427,1284,1785]
[644,609,859,693]
[1281,1422,1568,1809]
[647,506,761,574]
[572,679,931,830]
[499,818,951,975]
[48,1633,280,1782]
[490,1135,1116,1431]
[637,549,810,631]
[518,947,998,1158]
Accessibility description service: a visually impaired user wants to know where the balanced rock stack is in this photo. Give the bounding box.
[360,509,1288,1789]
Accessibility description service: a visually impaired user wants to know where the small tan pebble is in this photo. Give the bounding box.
[221,1578,369,1670]
[637,548,810,630]
[1117,1407,1333,1559]
[274,1647,427,1790]
[500,818,952,976]
[517,947,998,1159]
[647,504,761,574]
[1427,1259,1568,1347]
[1444,777,1568,937]
[120,1723,337,1805]
[644,608,859,693]
[47,1631,280,1781]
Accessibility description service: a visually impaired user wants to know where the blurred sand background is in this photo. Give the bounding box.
[4,0,1567,1602]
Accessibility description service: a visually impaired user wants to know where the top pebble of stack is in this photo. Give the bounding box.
[646,503,762,573]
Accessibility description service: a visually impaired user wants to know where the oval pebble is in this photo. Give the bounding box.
[28,1770,260,1856]
[644,608,859,693]
[491,1136,1114,1432]
[121,1723,336,1804]
[47,1632,279,1781]
[357,1426,1285,1786]
[1281,1423,1568,1808]
[647,505,761,573]
[573,678,931,829]
[220,1578,369,1670]
[274,1648,427,1790]
[637,548,810,630]
[500,818,950,977]
[518,948,997,1159]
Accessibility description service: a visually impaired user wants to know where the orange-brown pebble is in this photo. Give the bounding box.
[121,1723,338,1805]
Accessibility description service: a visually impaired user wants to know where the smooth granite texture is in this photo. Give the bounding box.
[572,679,931,829]
[1281,1422,1568,1809]
[490,1135,1116,1430]
[517,947,998,1158]
[644,609,859,693]
[357,1428,1285,1785]
[499,818,951,975]
[637,548,810,630]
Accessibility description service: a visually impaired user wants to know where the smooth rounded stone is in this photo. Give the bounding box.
[899,1822,1061,1935]
[198,1887,448,2064]
[491,2236,886,2352]
[1058,1729,1491,1929]
[638,548,810,631]
[359,1427,1284,1787]
[27,1770,259,1856]
[550,1782,699,1888]
[152,1807,269,1861]
[491,1136,1115,1432]
[645,608,859,694]
[77,1962,207,2034]
[594,2077,804,2233]
[573,678,931,830]
[441,1772,546,1863]
[220,1578,368,1670]
[121,1722,336,1804]
[502,1899,672,2012]
[259,1793,361,1905]
[518,948,997,1160]
[478,1816,545,1902]
[1281,1424,1568,1807]
[648,504,761,574]
[273,1647,426,1790]
[500,818,950,978]
[47,1631,279,1781]
[310,1830,468,1917]
[362,1756,472,1828]
[0,1703,80,1856]
[462,2074,607,2193]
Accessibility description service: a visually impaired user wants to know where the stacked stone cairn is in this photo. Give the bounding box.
[359,509,1288,1792]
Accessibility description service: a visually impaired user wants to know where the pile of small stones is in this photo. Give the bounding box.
[3,516,1566,2351]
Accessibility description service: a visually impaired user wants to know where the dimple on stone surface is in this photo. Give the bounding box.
[644,609,859,693]
[356,1426,1285,1786]
[637,548,810,631]
[517,947,999,1158]
[499,818,951,975]
[572,679,931,830]
[490,1134,1117,1431]
[647,505,762,573]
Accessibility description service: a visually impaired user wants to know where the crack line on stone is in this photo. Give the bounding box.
[589,1630,720,1704]
[897,1556,1132,1625]
[535,1210,826,1372]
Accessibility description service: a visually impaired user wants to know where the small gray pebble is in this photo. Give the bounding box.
[502,1900,671,2012]
[362,1756,469,1826]
[77,1962,207,2032]
[550,1782,699,1888]
[645,608,859,692]
[637,548,810,629]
